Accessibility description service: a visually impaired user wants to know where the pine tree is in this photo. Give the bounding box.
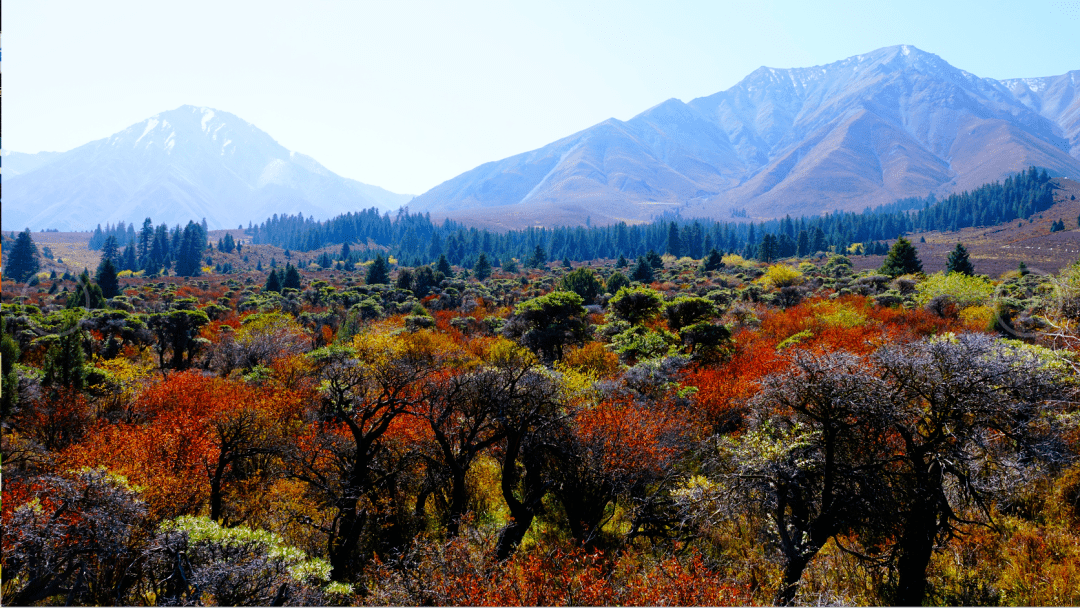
[527,245,547,269]
[945,243,975,276]
[880,237,923,277]
[96,257,121,299]
[264,268,282,293]
[366,254,391,285]
[666,222,682,258]
[701,248,724,272]
[632,256,654,283]
[42,314,86,390]
[436,253,454,277]
[615,254,628,268]
[100,235,121,265]
[283,263,302,290]
[5,229,41,283]
[757,234,778,263]
[473,253,492,281]
[796,230,810,257]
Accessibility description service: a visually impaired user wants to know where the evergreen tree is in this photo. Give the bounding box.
[366,254,391,285]
[66,270,107,310]
[264,268,282,293]
[503,257,519,274]
[615,254,628,269]
[473,253,492,281]
[645,250,664,269]
[5,229,41,283]
[121,242,139,272]
[701,248,724,271]
[666,222,682,257]
[810,227,827,254]
[631,256,655,283]
[757,234,779,263]
[880,237,923,277]
[174,221,206,277]
[527,245,547,269]
[561,257,573,269]
[283,263,302,290]
[95,257,121,299]
[796,230,810,257]
[100,235,121,265]
[42,314,87,391]
[945,243,975,276]
[436,253,454,277]
[138,218,154,263]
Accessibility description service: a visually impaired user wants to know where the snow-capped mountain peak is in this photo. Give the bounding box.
[3,105,414,231]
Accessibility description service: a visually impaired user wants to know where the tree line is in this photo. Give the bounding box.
[246,167,1055,267]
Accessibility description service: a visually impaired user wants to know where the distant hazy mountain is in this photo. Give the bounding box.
[408,46,1080,228]
[2,105,413,232]
[1,150,65,176]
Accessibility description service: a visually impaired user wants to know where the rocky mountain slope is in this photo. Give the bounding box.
[408,46,1080,229]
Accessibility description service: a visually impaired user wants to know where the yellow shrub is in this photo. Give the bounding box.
[915,272,995,308]
[117,270,134,278]
[959,305,996,331]
[722,254,747,266]
[761,264,804,288]
[811,301,868,328]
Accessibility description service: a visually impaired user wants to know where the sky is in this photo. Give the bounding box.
[3,0,1079,195]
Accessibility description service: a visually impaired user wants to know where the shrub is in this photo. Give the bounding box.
[761,264,804,288]
[915,272,995,309]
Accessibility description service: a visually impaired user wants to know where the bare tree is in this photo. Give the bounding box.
[874,334,1069,606]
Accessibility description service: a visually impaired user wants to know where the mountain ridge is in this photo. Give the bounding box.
[408,45,1080,229]
[2,105,413,231]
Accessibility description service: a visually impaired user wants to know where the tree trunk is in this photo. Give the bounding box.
[774,553,814,606]
[446,467,468,537]
[495,436,545,560]
[893,505,937,606]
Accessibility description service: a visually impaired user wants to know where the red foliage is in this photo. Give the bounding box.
[59,372,304,519]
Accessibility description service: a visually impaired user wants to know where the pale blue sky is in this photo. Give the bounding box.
[3,0,1079,194]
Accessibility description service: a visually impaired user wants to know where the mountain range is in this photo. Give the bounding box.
[408,45,1080,228]
[3,46,1078,232]
[1,106,413,231]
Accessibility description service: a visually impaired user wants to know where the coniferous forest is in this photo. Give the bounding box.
[243,168,1055,267]
[2,167,1080,607]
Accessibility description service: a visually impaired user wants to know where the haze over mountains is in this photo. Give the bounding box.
[2,106,413,232]
[3,46,1078,232]
[408,45,1080,229]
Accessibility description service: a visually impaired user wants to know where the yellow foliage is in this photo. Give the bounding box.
[553,362,602,408]
[117,270,134,278]
[721,254,747,266]
[959,305,996,331]
[811,301,869,328]
[761,264,804,288]
[561,342,621,378]
[201,266,214,274]
[915,272,995,308]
